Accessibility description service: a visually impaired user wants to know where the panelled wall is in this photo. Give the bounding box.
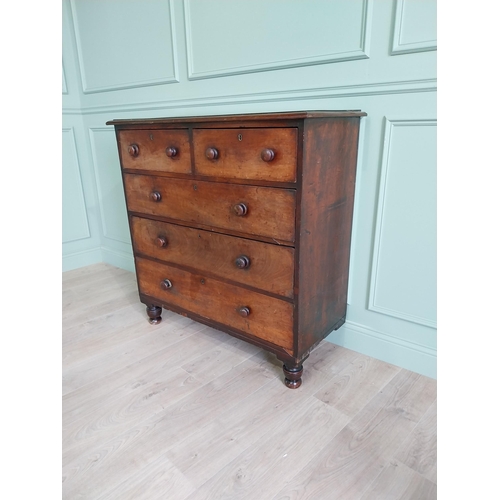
[62,0,437,378]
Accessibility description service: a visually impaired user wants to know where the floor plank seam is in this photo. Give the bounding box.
[62,324,212,398]
[62,265,437,499]
[391,396,437,485]
[63,353,279,485]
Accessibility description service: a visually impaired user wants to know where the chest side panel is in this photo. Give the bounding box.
[296,117,361,356]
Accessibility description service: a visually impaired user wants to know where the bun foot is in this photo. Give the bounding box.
[146,305,162,325]
[283,363,303,389]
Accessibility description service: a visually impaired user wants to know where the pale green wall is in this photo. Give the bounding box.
[62,0,437,378]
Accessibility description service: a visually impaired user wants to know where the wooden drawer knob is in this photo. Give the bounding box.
[155,236,168,248]
[235,255,250,269]
[205,147,219,160]
[237,306,250,317]
[165,146,177,157]
[128,144,140,157]
[160,279,172,290]
[261,148,275,162]
[150,191,162,202]
[233,203,248,216]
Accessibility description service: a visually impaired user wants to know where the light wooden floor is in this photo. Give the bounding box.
[62,263,437,499]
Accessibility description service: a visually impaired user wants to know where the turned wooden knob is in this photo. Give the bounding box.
[155,236,167,248]
[233,203,248,216]
[165,146,177,157]
[237,306,250,317]
[128,144,139,157]
[261,148,275,162]
[150,191,162,202]
[205,147,219,160]
[160,279,172,290]
[235,255,250,269]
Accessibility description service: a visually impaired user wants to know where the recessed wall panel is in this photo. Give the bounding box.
[185,0,370,79]
[62,128,90,243]
[369,118,437,327]
[71,0,178,93]
[392,0,437,54]
[89,128,130,244]
[62,62,68,94]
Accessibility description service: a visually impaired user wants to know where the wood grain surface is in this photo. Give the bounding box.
[296,117,360,354]
[131,216,295,298]
[106,110,367,127]
[193,128,297,182]
[135,256,294,350]
[119,129,191,174]
[124,174,296,242]
[62,263,436,500]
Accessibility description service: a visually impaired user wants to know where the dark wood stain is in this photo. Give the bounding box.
[130,216,295,299]
[106,110,366,127]
[297,118,360,354]
[118,129,191,174]
[108,111,364,389]
[193,128,297,182]
[123,174,296,242]
[136,257,294,350]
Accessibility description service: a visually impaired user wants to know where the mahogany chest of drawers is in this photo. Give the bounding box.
[107,111,365,388]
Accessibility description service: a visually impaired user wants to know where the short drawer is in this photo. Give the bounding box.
[193,128,297,182]
[131,217,295,298]
[119,129,191,174]
[124,174,296,243]
[136,257,294,350]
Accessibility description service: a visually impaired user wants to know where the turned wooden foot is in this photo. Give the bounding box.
[282,362,304,389]
[146,305,162,325]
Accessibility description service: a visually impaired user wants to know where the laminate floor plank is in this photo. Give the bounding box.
[63,302,147,349]
[62,324,220,426]
[63,266,133,297]
[181,335,263,385]
[62,263,127,287]
[62,353,277,499]
[62,264,437,499]
[271,370,437,500]
[394,398,437,483]
[62,365,203,466]
[167,359,336,490]
[62,274,137,318]
[185,398,349,500]
[63,307,193,369]
[359,460,437,500]
[306,341,360,374]
[63,315,206,395]
[98,456,196,500]
[63,287,140,328]
[313,354,401,418]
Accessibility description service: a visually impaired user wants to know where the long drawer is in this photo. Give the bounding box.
[136,257,294,350]
[131,217,294,298]
[124,174,296,243]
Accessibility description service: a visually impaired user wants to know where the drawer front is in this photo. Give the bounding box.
[193,128,297,182]
[124,174,296,243]
[119,129,191,174]
[131,217,295,298]
[136,257,294,350]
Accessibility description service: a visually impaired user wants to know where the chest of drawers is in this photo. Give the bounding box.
[107,111,365,388]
